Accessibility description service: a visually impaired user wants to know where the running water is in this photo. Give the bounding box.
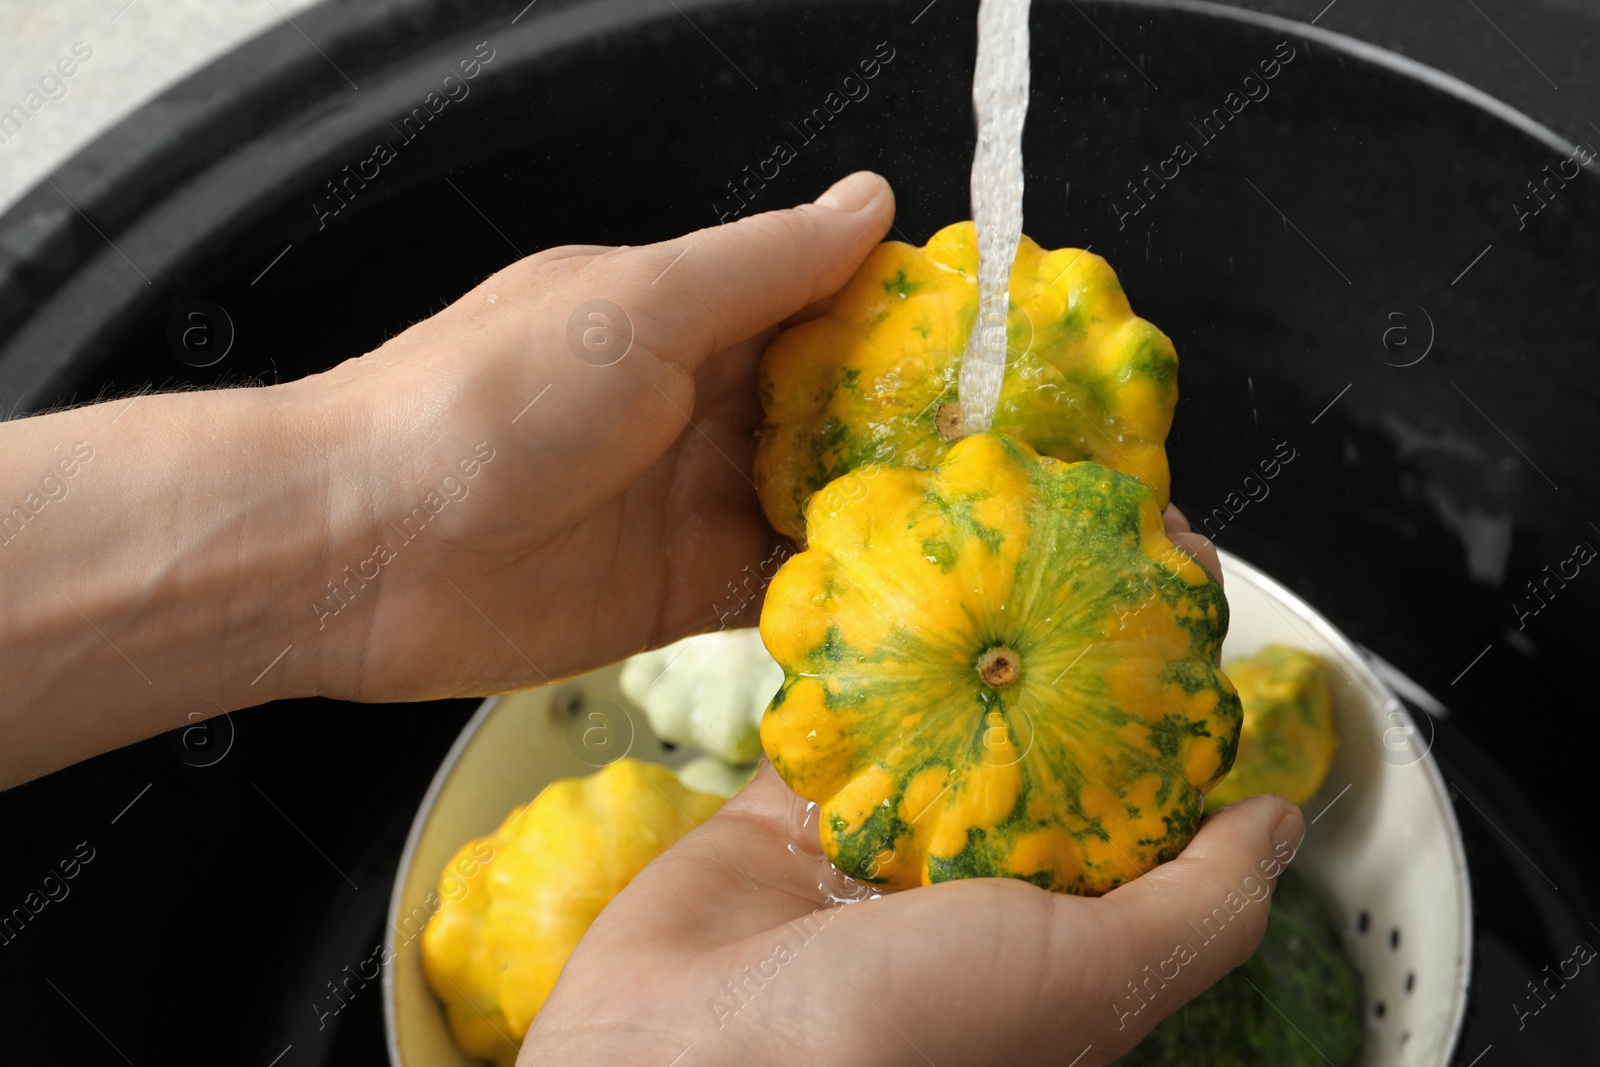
[957,0,1031,435]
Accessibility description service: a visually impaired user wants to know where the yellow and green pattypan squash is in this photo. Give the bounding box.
[618,627,782,766]
[420,758,724,1065]
[1205,645,1337,811]
[754,220,1178,541]
[759,433,1240,896]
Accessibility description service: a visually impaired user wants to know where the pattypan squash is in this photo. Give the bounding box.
[677,753,758,797]
[1119,868,1363,1066]
[421,758,724,1065]
[759,433,1239,896]
[755,220,1178,541]
[618,627,783,766]
[1205,645,1337,811]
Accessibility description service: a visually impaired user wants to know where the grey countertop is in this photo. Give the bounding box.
[0,0,319,214]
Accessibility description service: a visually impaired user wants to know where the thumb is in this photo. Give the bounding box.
[1089,794,1305,1037]
[593,172,895,370]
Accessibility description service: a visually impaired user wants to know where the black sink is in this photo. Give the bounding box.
[2,1,1597,1063]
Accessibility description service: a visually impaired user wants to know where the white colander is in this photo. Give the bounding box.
[383,549,1471,1067]
[1217,550,1471,1067]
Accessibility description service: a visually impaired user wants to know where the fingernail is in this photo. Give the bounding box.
[814,171,882,213]
[1270,807,1306,857]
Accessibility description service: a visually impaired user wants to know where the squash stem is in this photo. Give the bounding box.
[935,402,966,441]
[977,646,1021,687]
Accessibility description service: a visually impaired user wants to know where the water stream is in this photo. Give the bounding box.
[957,0,1031,435]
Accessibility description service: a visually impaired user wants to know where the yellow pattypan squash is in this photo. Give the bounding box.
[755,220,1178,541]
[1206,645,1338,810]
[420,758,724,1065]
[759,433,1239,896]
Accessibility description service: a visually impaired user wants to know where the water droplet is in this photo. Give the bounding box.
[485,294,498,304]
[818,865,882,906]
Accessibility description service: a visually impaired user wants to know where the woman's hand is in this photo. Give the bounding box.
[0,174,894,783]
[0,166,1220,788]
[297,172,897,703]
[523,764,1304,1066]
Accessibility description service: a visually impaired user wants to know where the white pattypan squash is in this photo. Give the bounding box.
[619,628,782,766]
[676,754,758,797]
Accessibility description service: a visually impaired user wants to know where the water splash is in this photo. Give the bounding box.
[958,0,1031,435]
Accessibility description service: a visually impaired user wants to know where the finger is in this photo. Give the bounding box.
[719,758,797,818]
[1170,529,1222,590]
[1162,503,1191,536]
[1087,794,1305,1036]
[610,760,843,944]
[534,243,614,263]
[715,760,828,870]
[662,759,825,884]
[778,295,836,328]
[710,760,881,901]
[586,172,895,369]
